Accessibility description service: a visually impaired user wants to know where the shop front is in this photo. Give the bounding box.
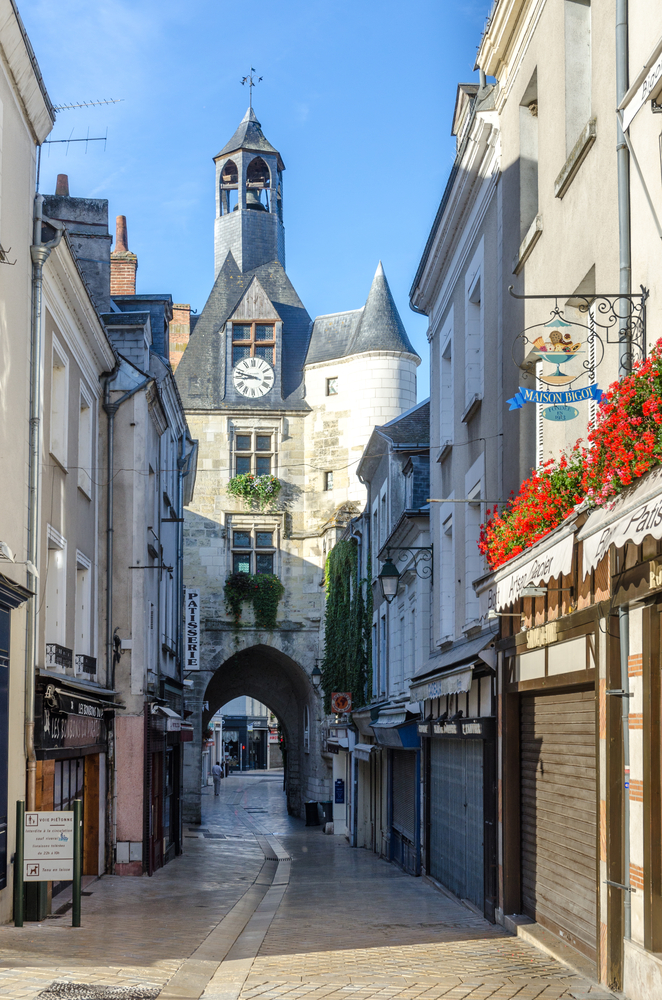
[410,630,498,919]
[476,513,607,975]
[421,716,496,913]
[34,676,115,900]
[370,710,421,876]
[0,577,31,903]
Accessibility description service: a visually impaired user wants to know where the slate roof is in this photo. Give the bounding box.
[174,251,312,411]
[216,107,285,171]
[380,399,430,445]
[356,399,430,484]
[305,263,419,366]
[304,309,363,365]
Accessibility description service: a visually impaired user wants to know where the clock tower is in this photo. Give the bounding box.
[174,106,420,824]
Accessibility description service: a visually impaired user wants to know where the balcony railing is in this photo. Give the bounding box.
[46,643,73,671]
[75,653,96,675]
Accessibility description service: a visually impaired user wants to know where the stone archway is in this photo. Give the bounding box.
[183,643,328,823]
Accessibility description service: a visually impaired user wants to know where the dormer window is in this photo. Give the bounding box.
[232,322,275,366]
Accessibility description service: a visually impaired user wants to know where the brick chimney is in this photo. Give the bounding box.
[169,304,191,370]
[55,173,69,196]
[110,215,137,295]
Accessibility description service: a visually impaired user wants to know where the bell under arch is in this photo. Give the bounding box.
[245,156,271,212]
[219,158,239,215]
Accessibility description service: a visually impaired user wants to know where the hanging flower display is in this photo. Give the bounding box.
[227,473,281,509]
[480,340,662,570]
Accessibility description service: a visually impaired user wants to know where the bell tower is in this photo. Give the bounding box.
[213,108,285,276]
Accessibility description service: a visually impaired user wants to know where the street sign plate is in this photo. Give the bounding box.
[24,811,74,881]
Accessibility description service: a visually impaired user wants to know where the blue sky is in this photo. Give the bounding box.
[21,0,490,399]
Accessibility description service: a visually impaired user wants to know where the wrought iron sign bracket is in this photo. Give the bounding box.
[0,244,16,266]
[385,546,433,582]
[508,285,649,378]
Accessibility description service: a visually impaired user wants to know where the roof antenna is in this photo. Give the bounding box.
[52,98,123,112]
[241,68,262,109]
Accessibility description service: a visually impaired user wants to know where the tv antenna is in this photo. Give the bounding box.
[37,128,109,191]
[241,69,262,109]
[52,98,123,112]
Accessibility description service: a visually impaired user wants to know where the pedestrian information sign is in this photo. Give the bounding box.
[24,811,74,881]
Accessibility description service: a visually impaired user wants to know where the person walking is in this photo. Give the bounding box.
[211,760,223,796]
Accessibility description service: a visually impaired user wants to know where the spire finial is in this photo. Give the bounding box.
[241,68,263,109]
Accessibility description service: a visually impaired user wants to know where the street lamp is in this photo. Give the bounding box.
[311,664,322,688]
[378,557,400,603]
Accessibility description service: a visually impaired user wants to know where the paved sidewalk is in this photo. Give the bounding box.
[0,773,619,1000]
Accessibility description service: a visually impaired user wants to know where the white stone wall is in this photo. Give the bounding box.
[303,350,419,515]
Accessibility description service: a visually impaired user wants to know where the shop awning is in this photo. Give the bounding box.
[619,35,662,131]
[409,626,498,703]
[578,466,662,576]
[410,664,474,702]
[153,705,183,731]
[327,736,349,749]
[353,743,377,762]
[49,686,119,714]
[371,710,408,729]
[491,527,576,611]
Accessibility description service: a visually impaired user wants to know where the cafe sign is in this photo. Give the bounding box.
[509,288,647,421]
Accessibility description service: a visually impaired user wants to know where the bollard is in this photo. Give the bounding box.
[72,799,82,927]
[14,801,24,927]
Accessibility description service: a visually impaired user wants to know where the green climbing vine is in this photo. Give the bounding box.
[223,572,285,629]
[321,539,372,713]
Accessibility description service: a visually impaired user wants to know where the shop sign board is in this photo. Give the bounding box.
[24,811,74,881]
[39,690,107,751]
[331,692,352,713]
[185,589,200,670]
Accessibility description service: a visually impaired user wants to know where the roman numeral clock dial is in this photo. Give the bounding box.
[232,357,275,398]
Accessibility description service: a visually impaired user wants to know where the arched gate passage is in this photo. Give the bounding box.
[183,643,327,822]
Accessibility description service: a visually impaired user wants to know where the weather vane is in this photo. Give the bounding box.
[241,68,262,109]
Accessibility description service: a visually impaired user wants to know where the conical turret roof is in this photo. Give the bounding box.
[347,262,418,357]
[215,107,285,170]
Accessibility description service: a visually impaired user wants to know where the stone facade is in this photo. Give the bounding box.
[176,108,419,822]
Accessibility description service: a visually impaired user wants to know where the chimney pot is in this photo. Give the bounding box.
[115,215,128,252]
[55,174,69,197]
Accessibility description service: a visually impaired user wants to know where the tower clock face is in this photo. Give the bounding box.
[233,357,274,397]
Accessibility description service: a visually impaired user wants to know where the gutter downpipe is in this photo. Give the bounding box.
[616,0,632,944]
[619,603,631,940]
[102,371,152,872]
[348,521,363,850]
[102,374,152,689]
[25,195,63,811]
[616,0,632,378]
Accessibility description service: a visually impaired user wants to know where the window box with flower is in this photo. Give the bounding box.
[227,473,281,509]
[480,341,662,570]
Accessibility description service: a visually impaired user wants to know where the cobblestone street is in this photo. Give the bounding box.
[0,774,619,1000]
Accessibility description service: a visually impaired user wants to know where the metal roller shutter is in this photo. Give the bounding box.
[429,739,483,908]
[520,689,597,960]
[392,749,416,843]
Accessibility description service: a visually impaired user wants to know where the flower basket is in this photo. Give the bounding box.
[227,473,281,509]
[480,339,662,570]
